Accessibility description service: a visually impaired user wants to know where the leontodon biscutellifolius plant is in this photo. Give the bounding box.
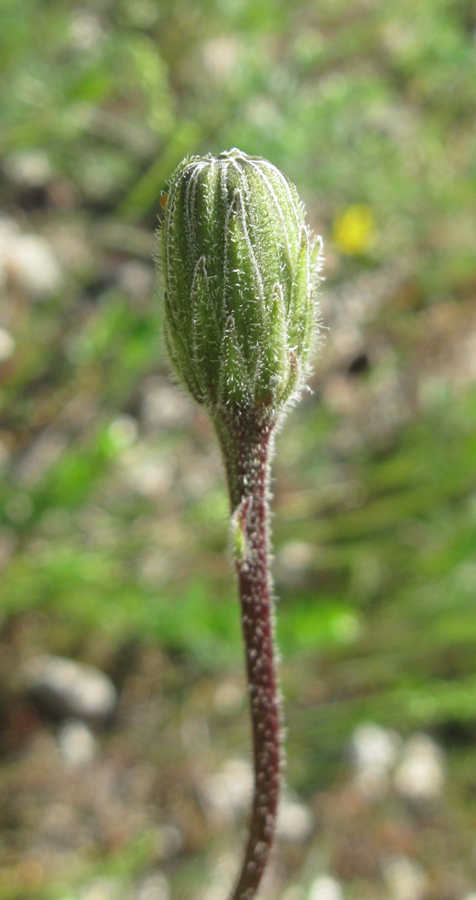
[155,148,324,900]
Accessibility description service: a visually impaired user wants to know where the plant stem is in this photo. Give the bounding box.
[214,407,281,900]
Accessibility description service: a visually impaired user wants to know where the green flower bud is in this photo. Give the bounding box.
[156,148,323,414]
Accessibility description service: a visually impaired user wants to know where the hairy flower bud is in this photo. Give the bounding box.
[156,148,323,414]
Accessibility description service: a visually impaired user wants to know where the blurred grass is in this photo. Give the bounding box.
[2,0,476,896]
[1,0,476,730]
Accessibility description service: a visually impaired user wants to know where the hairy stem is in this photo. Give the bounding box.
[214,407,281,900]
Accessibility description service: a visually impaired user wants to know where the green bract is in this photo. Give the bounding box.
[156,148,323,413]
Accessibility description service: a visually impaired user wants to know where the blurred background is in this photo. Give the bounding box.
[1,0,476,898]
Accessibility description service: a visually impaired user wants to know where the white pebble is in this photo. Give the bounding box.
[351,722,400,797]
[393,734,444,801]
[352,723,400,774]
[3,150,53,187]
[277,796,314,843]
[5,233,61,297]
[383,856,428,900]
[201,758,253,823]
[58,718,97,765]
[25,655,117,721]
[125,457,172,498]
[68,10,105,51]
[309,875,343,900]
[202,37,240,81]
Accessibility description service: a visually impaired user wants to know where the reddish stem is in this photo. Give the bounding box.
[215,409,281,900]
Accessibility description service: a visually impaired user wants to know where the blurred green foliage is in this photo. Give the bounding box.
[1,0,476,715]
[2,0,476,896]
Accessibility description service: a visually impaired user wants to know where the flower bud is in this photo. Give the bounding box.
[156,148,323,414]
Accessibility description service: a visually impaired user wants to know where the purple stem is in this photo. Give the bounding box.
[214,408,281,900]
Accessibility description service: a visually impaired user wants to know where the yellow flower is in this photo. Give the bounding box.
[333,204,376,255]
